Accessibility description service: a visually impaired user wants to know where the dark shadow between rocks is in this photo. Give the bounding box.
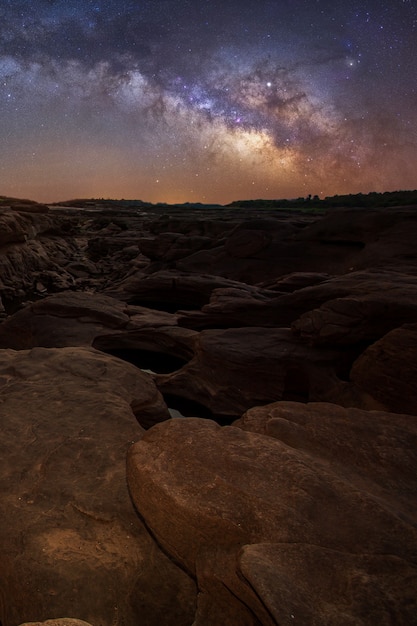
[163,393,236,426]
[124,299,206,314]
[318,239,366,249]
[281,367,310,402]
[2,291,45,315]
[99,348,188,375]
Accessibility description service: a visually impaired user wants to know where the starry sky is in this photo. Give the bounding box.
[0,0,416,204]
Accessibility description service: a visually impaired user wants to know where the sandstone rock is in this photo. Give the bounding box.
[148,212,236,238]
[0,208,87,308]
[350,323,417,414]
[0,210,29,245]
[155,327,347,416]
[240,543,417,626]
[291,271,417,346]
[175,206,417,284]
[93,325,197,372]
[127,405,417,625]
[224,228,273,258]
[294,206,417,271]
[292,294,417,346]
[0,199,415,624]
[234,401,417,509]
[0,347,195,626]
[175,216,357,283]
[0,292,130,349]
[179,267,417,330]
[104,269,251,311]
[125,304,179,328]
[20,617,91,626]
[257,271,331,292]
[137,232,213,262]
[12,202,50,213]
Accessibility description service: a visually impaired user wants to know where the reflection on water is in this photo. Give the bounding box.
[168,407,185,419]
[164,393,235,425]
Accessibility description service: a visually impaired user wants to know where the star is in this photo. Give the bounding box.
[0,0,415,203]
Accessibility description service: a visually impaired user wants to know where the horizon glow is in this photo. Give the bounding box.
[0,0,416,203]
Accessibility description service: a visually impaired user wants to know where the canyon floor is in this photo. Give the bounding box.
[0,197,416,626]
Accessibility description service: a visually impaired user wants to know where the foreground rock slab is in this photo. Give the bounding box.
[0,347,194,626]
[127,406,417,625]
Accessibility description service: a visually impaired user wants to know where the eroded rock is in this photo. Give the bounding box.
[127,404,417,625]
[155,327,347,416]
[0,347,194,626]
[0,291,130,349]
[350,323,417,414]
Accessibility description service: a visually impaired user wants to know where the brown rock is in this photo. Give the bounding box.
[179,267,417,331]
[350,323,417,414]
[127,411,417,625]
[0,291,130,349]
[20,617,91,626]
[0,208,83,306]
[176,207,417,283]
[225,228,273,258]
[292,272,417,346]
[294,206,417,271]
[104,269,250,311]
[138,232,213,261]
[155,327,346,416]
[258,271,331,292]
[0,210,29,245]
[240,543,417,626]
[234,401,417,509]
[12,203,50,213]
[0,347,195,626]
[93,325,197,372]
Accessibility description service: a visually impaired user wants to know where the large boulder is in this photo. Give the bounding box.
[350,323,417,415]
[104,269,257,311]
[93,325,198,375]
[0,347,195,626]
[292,272,417,346]
[0,292,130,349]
[127,403,417,625]
[155,327,348,416]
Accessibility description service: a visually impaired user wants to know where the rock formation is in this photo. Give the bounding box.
[0,347,193,626]
[127,406,417,625]
[0,198,416,624]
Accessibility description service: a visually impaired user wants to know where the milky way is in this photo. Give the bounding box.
[0,0,416,203]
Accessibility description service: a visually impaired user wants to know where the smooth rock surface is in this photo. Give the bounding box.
[0,291,131,349]
[155,327,347,415]
[127,405,417,625]
[350,323,417,414]
[0,347,194,626]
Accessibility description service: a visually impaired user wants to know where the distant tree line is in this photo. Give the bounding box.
[51,189,417,210]
[228,190,417,209]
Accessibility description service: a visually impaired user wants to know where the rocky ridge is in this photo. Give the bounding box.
[0,197,416,625]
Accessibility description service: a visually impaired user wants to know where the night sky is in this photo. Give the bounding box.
[1,0,416,204]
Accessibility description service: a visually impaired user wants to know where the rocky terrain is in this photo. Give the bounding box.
[0,195,416,625]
